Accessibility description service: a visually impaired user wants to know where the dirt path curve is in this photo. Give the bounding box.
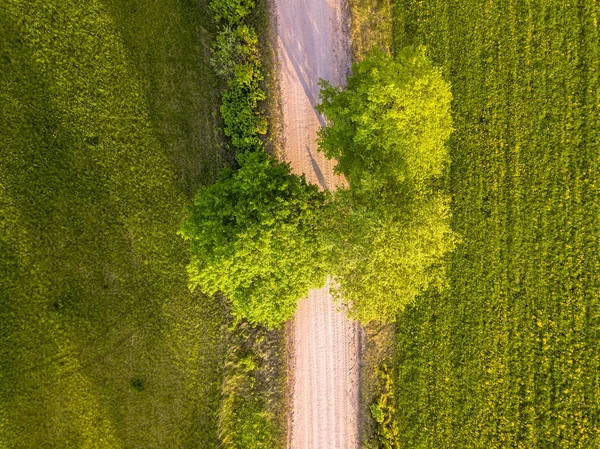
[272,0,360,448]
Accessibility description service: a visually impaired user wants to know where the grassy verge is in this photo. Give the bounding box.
[217,314,286,449]
[391,0,600,447]
[359,323,399,448]
[0,0,230,447]
[347,0,393,59]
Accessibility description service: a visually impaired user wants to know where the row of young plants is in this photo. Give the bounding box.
[210,0,268,152]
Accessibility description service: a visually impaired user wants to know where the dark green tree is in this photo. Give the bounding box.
[318,48,458,323]
[179,152,329,328]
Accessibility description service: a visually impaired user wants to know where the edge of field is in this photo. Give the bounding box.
[260,0,292,445]
[256,0,286,160]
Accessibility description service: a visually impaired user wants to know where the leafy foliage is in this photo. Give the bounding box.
[180,152,329,328]
[197,2,285,442]
[209,0,255,25]
[212,25,260,78]
[317,47,453,191]
[317,49,457,322]
[210,0,267,152]
[324,188,458,323]
[221,63,268,152]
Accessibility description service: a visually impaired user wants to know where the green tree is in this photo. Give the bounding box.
[318,48,458,323]
[179,152,329,328]
[323,188,458,323]
[316,47,453,191]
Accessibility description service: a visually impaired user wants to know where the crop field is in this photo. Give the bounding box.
[390,0,600,447]
[0,0,232,447]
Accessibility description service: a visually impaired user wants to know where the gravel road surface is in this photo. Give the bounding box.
[272,0,360,447]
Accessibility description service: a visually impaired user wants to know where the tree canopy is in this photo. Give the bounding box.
[179,152,329,328]
[318,48,458,323]
[316,47,453,191]
[323,188,458,323]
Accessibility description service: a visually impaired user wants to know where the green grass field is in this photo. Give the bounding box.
[391,0,600,447]
[0,0,232,447]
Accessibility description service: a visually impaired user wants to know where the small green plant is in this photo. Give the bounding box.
[211,25,260,78]
[209,0,256,25]
[130,378,145,393]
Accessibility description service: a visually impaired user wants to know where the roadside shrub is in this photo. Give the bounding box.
[180,152,329,328]
[212,25,260,78]
[221,63,268,152]
[209,0,256,25]
[208,0,267,152]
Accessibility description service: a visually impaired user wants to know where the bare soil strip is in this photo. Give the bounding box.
[272,0,360,447]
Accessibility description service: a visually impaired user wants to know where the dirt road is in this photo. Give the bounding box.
[272,0,360,447]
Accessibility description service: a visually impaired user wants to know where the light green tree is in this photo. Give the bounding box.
[323,188,458,323]
[179,152,329,328]
[318,48,458,323]
[316,47,453,191]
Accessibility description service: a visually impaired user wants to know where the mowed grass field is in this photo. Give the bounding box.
[391,0,600,447]
[0,0,232,447]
